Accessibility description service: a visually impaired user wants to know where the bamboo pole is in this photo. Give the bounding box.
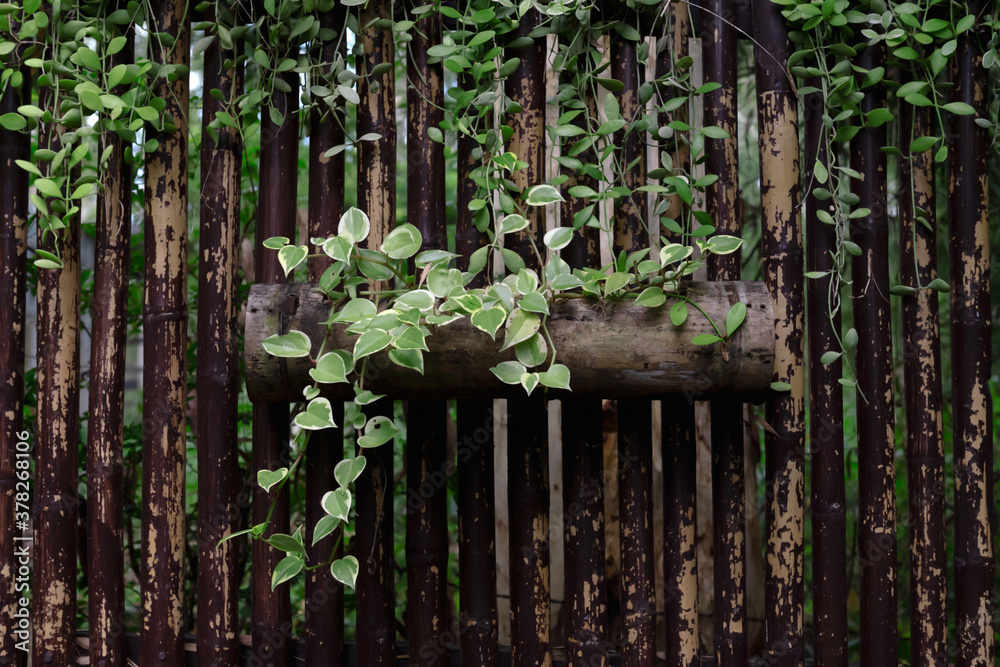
[850,42,897,667]
[504,9,551,666]
[86,14,133,667]
[559,48,609,667]
[196,8,242,665]
[305,6,347,664]
[656,7,699,666]
[33,61,81,667]
[405,9,449,661]
[804,77,847,667]
[947,9,995,664]
[753,1,804,664]
[356,0,397,659]
[251,71,298,667]
[455,74,500,667]
[701,0,746,663]
[898,101,947,667]
[0,44,29,666]
[610,14,655,665]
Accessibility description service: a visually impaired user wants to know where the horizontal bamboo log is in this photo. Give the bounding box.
[244,280,775,401]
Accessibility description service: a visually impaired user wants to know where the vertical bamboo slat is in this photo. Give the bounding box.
[505,9,551,666]
[753,1,804,664]
[701,0,746,663]
[405,11,449,661]
[86,16,132,667]
[455,73,500,667]
[356,0,397,660]
[33,68,81,667]
[0,56,29,667]
[305,8,347,664]
[899,102,946,667]
[196,11,242,666]
[804,78,847,667]
[560,57,608,667]
[610,17,655,665]
[948,10,995,664]
[656,8,699,666]
[251,73,298,667]
[850,42,897,667]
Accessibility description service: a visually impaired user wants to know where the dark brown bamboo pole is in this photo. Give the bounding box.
[849,42,896,667]
[86,16,133,667]
[804,78,847,667]
[504,12,551,666]
[753,1,804,664]
[455,74,500,667]
[610,18,655,666]
[947,9,995,664]
[305,7,347,665]
[356,0,397,660]
[251,71,298,667]
[656,8,699,667]
[898,101,946,667]
[0,51,29,667]
[141,0,190,660]
[405,11,449,662]
[559,58,609,667]
[701,0,746,664]
[196,10,242,666]
[32,66,81,667]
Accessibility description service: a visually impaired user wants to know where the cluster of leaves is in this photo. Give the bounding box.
[0,0,180,266]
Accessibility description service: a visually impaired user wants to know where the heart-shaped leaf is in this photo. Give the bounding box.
[394,326,429,351]
[389,348,425,374]
[261,330,312,358]
[335,456,367,488]
[323,236,353,264]
[338,207,370,244]
[257,467,289,494]
[520,372,540,395]
[491,361,526,384]
[660,243,694,267]
[310,352,350,384]
[271,555,304,590]
[524,184,565,206]
[381,223,422,260]
[538,363,571,390]
[394,289,435,311]
[514,333,548,367]
[543,226,573,250]
[635,286,666,308]
[471,307,506,340]
[499,214,528,235]
[312,515,340,546]
[303,386,320,400]
[357,416,399,448]
[501,309,540,351]
[294,398,337,431]
[518,291,549,315]
[604,271,630,296]
[322,488,352,522]
[725,302,747,337]
[353,386,385,406]
[670,301,689,327]
[330,555,359,589]
[278,245,308,276]
[353,330,392,362]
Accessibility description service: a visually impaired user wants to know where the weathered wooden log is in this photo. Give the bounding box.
[245,280,775,401]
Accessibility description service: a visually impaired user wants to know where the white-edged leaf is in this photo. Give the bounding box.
[261,330,312,358]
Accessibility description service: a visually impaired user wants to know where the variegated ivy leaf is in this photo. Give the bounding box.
[338,207,370,244]
[261,330,312,358]
[330,555,360,590]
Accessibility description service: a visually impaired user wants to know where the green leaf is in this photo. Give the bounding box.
[707,235,742,255]
[770,381,792,392]
[691,334,722,346]
[700,126,730,139]
[890,285,916,296]
[381,223,422,259]
[926,278,949,293]
[941,102,975,116]
[843,328,858,352]
[267,532,305,556]
[635,286,666,308]
[310,352,350,384]
[820,351,842,364]
[338,207,370,244]
[261,330,312,358]
[335,456,367,488]
[312,515,340,546]
[491,361,527,384]
[294,397,337,431]
[14,159,41,177]
[389,348,424,374]
[271,555,304,590]
[394,289,435,311]
[322,488,352,522]
[514,333,548,367]
[394,326,429,351]
[604,272,630,296]
[501,309,540,351]
[523,184,565,206]
[263,236,289,249]
[499,214,528,235]
[258,467,289,494]
[334,298,377,323]
[909,136,938,153]
[543,226,573,251]
[518,291,549,315]
[538,363,570,390]
[520,372,540,396]
[515,269,539,295]
[330,555,359,589]
[725,302,746,337]
[0,113,27,131]
[670,301,688,327]
[357,415,399,448]
[353,330,392,362]
[471,307,506,340]
[278,245,308,276]
[659,243,693,266]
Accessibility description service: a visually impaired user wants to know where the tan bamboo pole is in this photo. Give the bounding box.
[86,11,133,666]
[947,4,995,663]
[753,0,804,664]
[356,0,397,660]
[196,6,243,664]
[251,72,298,667]
[0,45,29,667]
